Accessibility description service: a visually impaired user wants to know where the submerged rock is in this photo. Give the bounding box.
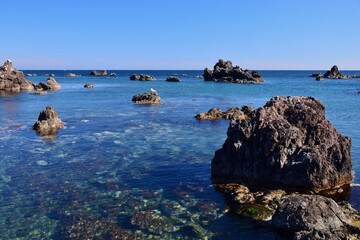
[203,59,264,84]
[32,106,64,136]
[166,76,181,82]
[0,60,35,92]
[132,91,161,104]
[324,65,349,79]
[90,70,107,76]
[130,74,156,81]
[35,77,61,91]
[211,96,353,192]
[195,106,254,121]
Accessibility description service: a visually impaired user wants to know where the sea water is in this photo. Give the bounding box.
[0,70,359,239]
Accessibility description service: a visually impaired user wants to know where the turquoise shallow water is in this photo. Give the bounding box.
[0,70,359,239]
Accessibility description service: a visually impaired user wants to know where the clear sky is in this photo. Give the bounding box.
[2,0,360,70]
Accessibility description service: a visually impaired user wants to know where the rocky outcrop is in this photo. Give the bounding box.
[272,194,360,239]
[324,65,349,79]
[110,72,116,76]
[315,76,324,81]
[35,77,61,91]
[84,83,95,88]
[0,60,35,92]
[310,73,323,78]
[211,96,353,192]
[90,70,107,76]
[165,76,181,82]
[65,73,80,77]
[130,74,156,81]
[195,106,254,121]
[132,91,161,104]
[32,106,64,136]
[203,59,264,84]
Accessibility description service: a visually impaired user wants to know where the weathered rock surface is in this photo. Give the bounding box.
[211,96,353,192]
[195,106,254,121]
[32,106,64,136]
[90,70,107,76]
[165,76,181,82]
[35,77,61,91]
[0,60,35,92]
[203,59,264,84]
[324,65,349,79]
[132,91,161,104]
[272,194,360,239]
[84,83,95,88]
[130,74,156,81]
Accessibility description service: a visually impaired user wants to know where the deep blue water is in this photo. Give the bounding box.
[0,70,359,239]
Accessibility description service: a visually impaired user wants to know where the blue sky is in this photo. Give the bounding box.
[2,0,360,70]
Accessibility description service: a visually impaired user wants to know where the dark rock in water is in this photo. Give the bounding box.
[35,77,61,91]
[110,72,116,76]
[32,106,64,136]
[165,76,181,82]
[310,73,323,78]
[90,70,107,76]
[132,91,161,104]
[84,83,95,88]
[195,106,254,121]
[315,76,324,81]
[130,74,156,81]
[324,65,349,79]
[352,75,360,78]
[0,60,35,92]
[211,96,353,192]
[65,73,80,77]
[272,194,360,239]
[203,59,264,84]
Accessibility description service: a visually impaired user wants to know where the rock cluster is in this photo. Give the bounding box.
[195,106,254,121]
[212,96,352,192]
[35,77,61,91]
[0,60,35,92]
[324,65,349,79]
[132,91,161,104]
[90,70,107,76]
[165,76,181,82]
[32,106,64,136]
[203,59,264,84]
[130,74,156,81]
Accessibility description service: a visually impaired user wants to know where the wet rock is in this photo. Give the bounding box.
[272,194,359,239]
[130,74,156,81]
[90,70,107,76]
[203,59,264,84]
[195,106,253,121]
[132,91,161,104]
[166,76,181,82]
[352,75,360,78]
[324,65,349,79]
[315,76,324,81]
[31,90,47,95]
[35,77,61,91]
[110,72,116,76]
[84,83,95,88]
[0,60,35,92]
[211,96,353,192]
[65,73,80,77]
[32,106,64,136]
[195,75,204,79]
[310,73,323,78]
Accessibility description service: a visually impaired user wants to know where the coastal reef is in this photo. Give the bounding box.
[32,106,64,136]
[0,60,35,92]
[132,90,161,104]
[130,74,156,81]
[35,77,61,91]
[212,96,352,192]
[195,106,254,121]
[203,59,264,84]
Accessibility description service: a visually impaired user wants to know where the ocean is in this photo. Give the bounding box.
[0,70,359,239]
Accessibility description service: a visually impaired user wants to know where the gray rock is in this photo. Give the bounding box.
[0,60,35,92]
[90,70,107,76]
[132,91,161,104]
[195,106,253,121]
[35,77,61,91]
[211,96,353,192]
[32,106,64,136]
[84,83,95,88]
[130,74,156,81]
[324,65,349,79]
[165,76,181,82]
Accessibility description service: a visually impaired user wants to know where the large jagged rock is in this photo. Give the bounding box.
[203,59,264,84]
[211,96,352,192]
[0,60,35,92]
[132,91,161,104]
[324,65,349,79]
[35,77,61,91]
[90,70,107,76]
[195,106,254,121]
[130,74,156,81]
[272,194,360,240]
[32,106,64,136]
